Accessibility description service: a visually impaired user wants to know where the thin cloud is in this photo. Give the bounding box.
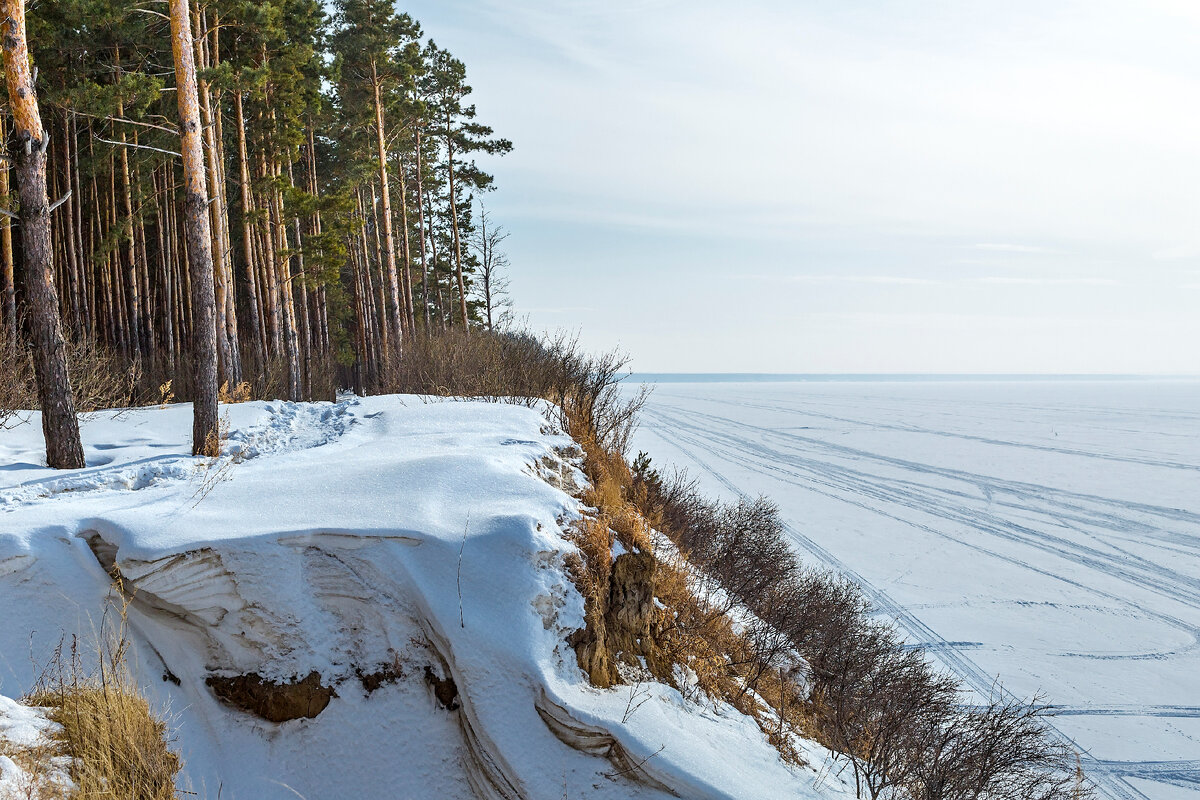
[786,275,942,286]
[519,306,598,314]
[973,243,1066,255]
[976,277,1119,286]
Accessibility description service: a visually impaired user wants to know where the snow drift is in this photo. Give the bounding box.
[0,396,852,800]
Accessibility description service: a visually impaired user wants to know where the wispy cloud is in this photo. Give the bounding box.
[785,275,942,286]
[976,277,1119,286]
[973,243,1066,255]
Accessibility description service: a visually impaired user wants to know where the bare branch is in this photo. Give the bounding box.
[48,191,71,214]
[92,133,181,159]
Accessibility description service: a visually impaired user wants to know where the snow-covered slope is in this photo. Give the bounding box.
[0,396,852,800]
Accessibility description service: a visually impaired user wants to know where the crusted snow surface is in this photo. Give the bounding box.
[0,696,73,799]
[0,396,854,800]
[632,378,1200,800]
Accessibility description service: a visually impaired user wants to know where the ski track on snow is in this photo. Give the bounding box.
[636,386,1200,800]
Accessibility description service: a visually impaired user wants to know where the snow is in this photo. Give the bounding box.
[630,378,1200,800]
[0,696,72,799]
[0,395,854,800]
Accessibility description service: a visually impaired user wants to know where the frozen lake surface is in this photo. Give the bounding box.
[631,378,1200,800]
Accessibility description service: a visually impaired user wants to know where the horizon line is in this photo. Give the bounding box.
[626,372,1200,382]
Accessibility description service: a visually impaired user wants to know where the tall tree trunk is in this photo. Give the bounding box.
[59,122,83,337]
[423,185,444,332]
[371,62,403,354]
[193,11,231,386]
[286,159,311,392]
[367,180,389,361]
[306,127,329,356]
[0,119,14,340]
[2,0,85,468]
[131,137,155,360]
[153,166,176,372]
[69,112,90,339]
[396,151,416,336]
[233,91,266,369]
[118,121,144,355]
[208,12,240,383]
[256,150,283,357]
[269,160,302,401]
[444,117,469,331]
[414,128,431,333]
[169,0,219,455]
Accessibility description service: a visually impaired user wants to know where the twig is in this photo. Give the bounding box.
[621,675,652,723]
[458,513,469,628]
[92,132,181,158]
[603,744,665,779]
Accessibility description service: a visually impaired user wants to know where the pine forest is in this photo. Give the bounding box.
[1,0,512,460]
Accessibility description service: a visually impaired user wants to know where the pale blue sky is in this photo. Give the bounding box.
[404,0,1200,373]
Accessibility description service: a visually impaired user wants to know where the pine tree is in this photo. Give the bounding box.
[169,0,219,454]
[0,1,517,415]
[2,0,86,468]
[422,42,510,331]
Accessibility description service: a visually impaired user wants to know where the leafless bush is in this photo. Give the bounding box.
[633,452,1089,799]
[373,328,648,455]
[0,335,35,427]
[905,694,1091,800]
[376,328,559,405]
[66,338,141,413]
[808,618,959,799]
[1,336,138,425]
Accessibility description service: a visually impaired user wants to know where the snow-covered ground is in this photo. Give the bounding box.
[0,695,73,798]
[631,378,1200,800]
[0,396,853,800]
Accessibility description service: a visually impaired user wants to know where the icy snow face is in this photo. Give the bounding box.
[632,378,1200,800]
[0,396,852,800]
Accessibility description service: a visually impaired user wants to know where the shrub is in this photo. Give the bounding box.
[374,328,648,456]
[905,694,1087,800]
[1,336,137,426]
[631,453,1092,799]
[0,336,34,428]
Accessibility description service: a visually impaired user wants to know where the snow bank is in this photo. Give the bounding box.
[0,396,853,800]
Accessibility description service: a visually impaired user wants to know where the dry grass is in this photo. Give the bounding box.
[1,336,136,426]
[25,684,180,800]
[0,730,73,800]
[24,603,182,800]
[218,381,253,404]
[0,336,35,428]
[559,399,821,766]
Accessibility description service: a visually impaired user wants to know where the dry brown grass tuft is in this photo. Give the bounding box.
[26,684,180,800]
[218,381,253,404]
[26,604,182,800]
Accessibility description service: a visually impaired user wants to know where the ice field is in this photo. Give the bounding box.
[631,377,1200,800]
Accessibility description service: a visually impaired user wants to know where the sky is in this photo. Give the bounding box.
[402,0,1200,373]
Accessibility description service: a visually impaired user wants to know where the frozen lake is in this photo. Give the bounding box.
[630,377,1200,800]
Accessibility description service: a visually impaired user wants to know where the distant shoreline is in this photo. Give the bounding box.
[627,373,1200,384]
